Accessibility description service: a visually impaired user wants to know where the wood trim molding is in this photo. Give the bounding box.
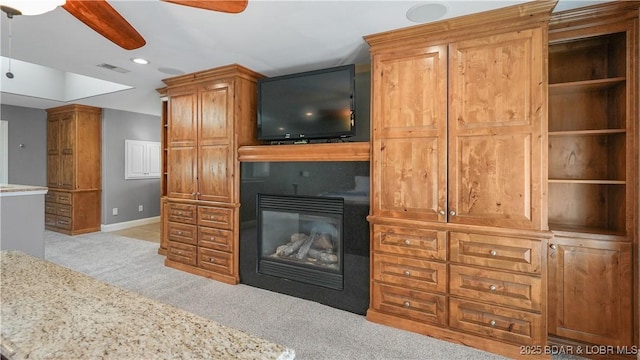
[238,142,370,162]
[161,63,265,88]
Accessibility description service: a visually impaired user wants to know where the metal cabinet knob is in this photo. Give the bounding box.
[449,210,456,216]
[489,285,497,292]
[550,244,557,250]
[490,250,497,256]
[489,320,497,327]
[210,257,215,263]
[404,270,410,276]
[404,239,411,245]
[439,210,446,216]
[403,301,411,308]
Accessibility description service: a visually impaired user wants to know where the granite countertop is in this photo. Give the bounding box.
[0,251,295,360]
[0,184,48,196]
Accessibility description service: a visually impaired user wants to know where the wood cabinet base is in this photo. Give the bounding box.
[367,309,550,360]
[164,259,238,285]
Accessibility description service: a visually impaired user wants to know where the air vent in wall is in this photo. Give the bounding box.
[96,63,130,73]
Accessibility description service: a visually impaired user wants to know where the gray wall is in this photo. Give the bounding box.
[0,105,47,186]
[102,108,161,225]
[0,104,161,226]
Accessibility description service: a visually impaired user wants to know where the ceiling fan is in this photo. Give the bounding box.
[0,0,248,50]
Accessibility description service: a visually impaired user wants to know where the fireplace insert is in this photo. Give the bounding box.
[258,194,344,290]
[239,161,370,314]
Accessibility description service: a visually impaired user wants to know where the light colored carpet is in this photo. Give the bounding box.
[43,230,584,360]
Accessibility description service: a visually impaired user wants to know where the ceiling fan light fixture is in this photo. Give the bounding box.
[0,0,65,16]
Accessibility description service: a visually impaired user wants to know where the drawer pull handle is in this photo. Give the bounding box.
[550,244,557,250]
[404,270,410,276]
[209,237,215,241]
[489,320,497,327]
[210,257,216,263]
[208,216,216,220]
[490,250,497,257]
[403,301,411,308]
[404,239,411,245]
[489,285,497,292]
[177,231,183,235]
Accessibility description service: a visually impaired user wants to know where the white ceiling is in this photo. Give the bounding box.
[0,0,610,117]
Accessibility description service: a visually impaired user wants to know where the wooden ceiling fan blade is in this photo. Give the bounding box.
[62,0,146,50]
[162,0,248,14]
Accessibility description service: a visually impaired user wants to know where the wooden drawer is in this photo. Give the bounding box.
[449,265,542,311]
[55,192,72,205]
[56,216,72,230]
[45,202,57,214]
[198,247,233,275]
[371,282,447,327]
[167,202,197,224]
[373,253,446,293]
[198,206,233,230]
[449,232,541,274]
[373,225,446,260]
[45,192,57,203]
[56,204,72,217]
[167,241,197,266]
[167,222,197,245]
[198,227,233,252]
[449,298,543,345]
[45,213,57,227]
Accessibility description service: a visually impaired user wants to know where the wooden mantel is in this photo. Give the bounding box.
[238,142,371,162]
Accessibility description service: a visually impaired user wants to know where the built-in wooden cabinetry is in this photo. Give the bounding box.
[45,105,101,235]
[365,2,555,358]
[547,2,638,351]
[158,64,263,284]
[366,1,639,358]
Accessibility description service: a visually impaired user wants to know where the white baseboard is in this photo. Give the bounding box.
[101,216,160,232]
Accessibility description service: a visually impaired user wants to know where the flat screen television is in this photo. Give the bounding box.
[257,64,355,142]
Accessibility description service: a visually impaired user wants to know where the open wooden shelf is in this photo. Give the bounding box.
[238,142,370,162]
[549,77,625,93]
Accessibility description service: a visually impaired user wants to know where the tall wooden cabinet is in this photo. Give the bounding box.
[158,64,263,284]
[365,2,555,358]
[547,2,638,350]
[45,104,102,235]
[366,1,639,358]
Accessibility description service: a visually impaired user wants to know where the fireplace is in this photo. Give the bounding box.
[258,194,344,290]
[240,161,369,314]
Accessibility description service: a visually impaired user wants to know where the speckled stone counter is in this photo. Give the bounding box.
[0,251,295,360]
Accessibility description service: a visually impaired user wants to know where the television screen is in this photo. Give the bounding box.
[257,64,355,142]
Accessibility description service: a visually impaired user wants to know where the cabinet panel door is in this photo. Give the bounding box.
[548,237,632,346]
[448,29,545,229]
[59,113,75,189]
[168,90,197,147]
[199,82,232,144]
[198,144,232,203]
[372,45,447,222]
[167,146,197,199]
[47,117,61,188]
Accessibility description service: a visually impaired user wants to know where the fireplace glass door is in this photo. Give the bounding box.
[257,194,344,290]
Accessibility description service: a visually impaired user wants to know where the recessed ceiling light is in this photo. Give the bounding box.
[131,57,149,65]
[406,3,448,23]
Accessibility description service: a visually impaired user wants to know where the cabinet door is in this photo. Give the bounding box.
[448,29,545,229]
[548,236,632,346]
[59,112,75,189]
[199,144,232,203]
[167,88,198,199]
[372,45,447,222]
[168,90,197,147]
[198,82,233,202]
[167,146,197,199]
[46,115,61,188]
